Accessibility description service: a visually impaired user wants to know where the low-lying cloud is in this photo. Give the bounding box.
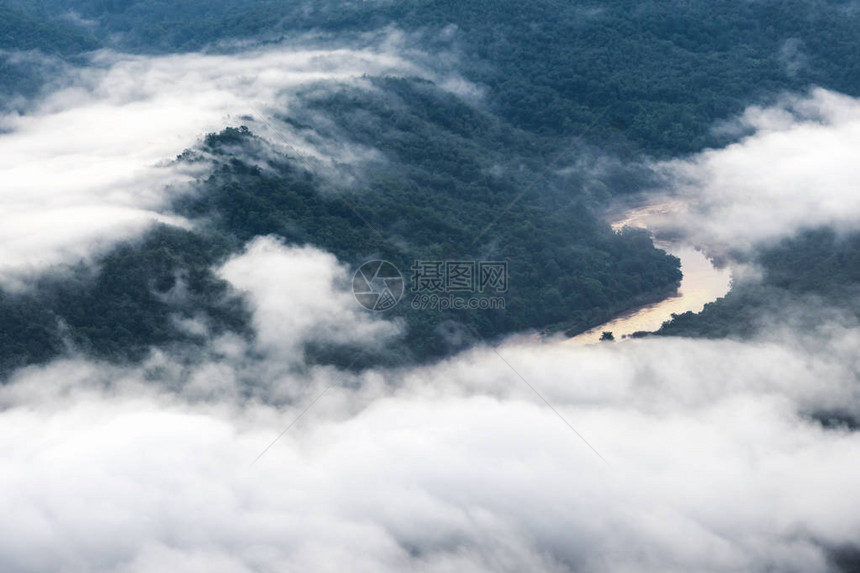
[2,208,859,572]
[657,88,860,253]
[4,26,860,573]
[0,34,466,289]
[1,190,857,572]
[1,323,858,573]
[219,236,402,364]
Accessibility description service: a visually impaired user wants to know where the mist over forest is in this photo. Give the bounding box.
[1,1,859,572]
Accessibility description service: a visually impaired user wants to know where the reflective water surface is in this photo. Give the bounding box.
[565,201,732,345]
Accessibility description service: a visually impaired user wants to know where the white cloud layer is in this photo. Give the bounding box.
[218,236,402,364]
[0,36,460,289]
[657,88,860,252]
[3,28,860,573]
[0,323,859,573]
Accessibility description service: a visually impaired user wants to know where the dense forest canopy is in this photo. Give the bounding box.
[656,228,860,339]
[0,0,858,371]
[4,0,860,153]
[3,3,860,571]
[0,81,682,371]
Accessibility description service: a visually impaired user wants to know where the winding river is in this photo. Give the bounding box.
[565,200,732,345]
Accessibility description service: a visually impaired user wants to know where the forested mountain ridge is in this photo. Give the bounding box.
[0,76,684,372]
[179,80,683,360]
[1,0,859,372]
[4,0,860,154]
[656,228,860,339]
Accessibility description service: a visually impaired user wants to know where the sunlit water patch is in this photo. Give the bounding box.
[566,201,732,345]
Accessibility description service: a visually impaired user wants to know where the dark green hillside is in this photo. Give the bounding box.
[0,3,96,52]
[0,226,250,374]
[0,76,682,372]
[391,0,860,154]
[657,228,860,339]
[7,0,860,153]
[1,0,858,370]
[181,79,682,359]
[0,3,97,107]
